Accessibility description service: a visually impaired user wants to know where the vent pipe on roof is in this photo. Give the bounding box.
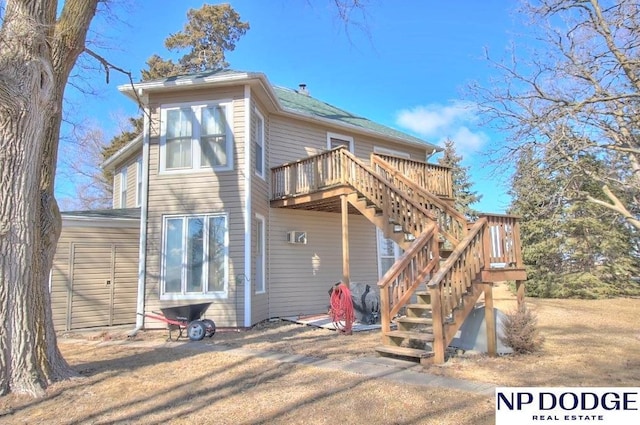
[298,83,309,96]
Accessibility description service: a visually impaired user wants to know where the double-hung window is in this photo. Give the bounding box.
[160,101,232,173]
[162,214,228,299]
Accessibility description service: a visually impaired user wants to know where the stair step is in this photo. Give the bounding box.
[440,249,453,258]
[396,316,433,325]
[375,345,433,359]
[405,303,431,310]
[386,330,434,342]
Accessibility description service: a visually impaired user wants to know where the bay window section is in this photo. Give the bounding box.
[165,109,193,169]
[161,214,228,299]
[201,106,228,167]
[160,101,232,173]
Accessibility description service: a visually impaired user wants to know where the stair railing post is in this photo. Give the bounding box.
[430,284,445,364]
[481,218,492,272]
[380,286,391,334]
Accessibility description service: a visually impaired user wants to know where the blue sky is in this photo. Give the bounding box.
[58,0,524,212]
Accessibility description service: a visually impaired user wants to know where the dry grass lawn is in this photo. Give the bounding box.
[1,283,639,424]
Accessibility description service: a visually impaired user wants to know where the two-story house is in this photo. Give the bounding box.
[51,69,526,363]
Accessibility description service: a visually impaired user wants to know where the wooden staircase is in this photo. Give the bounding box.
[270,147,526,364]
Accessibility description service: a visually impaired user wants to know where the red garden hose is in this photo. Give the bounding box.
[329,283,355,334]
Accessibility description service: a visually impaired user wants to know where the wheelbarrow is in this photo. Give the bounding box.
[142,302,216,341]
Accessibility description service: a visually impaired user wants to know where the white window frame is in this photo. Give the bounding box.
[160,213,229,300]
[255,213,266,294]
[254,108,265,179]
[135,157,143,207]
[327,132,354,152]
[159,100,234,174]
[119,167,128,208]
[376,228,403,279]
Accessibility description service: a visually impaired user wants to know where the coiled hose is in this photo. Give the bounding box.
[329,282,355,334]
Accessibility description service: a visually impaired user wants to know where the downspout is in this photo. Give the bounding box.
[243,84,252,327]
[426,147,437,161]
[131,98,151,335]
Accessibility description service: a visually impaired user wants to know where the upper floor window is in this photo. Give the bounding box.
[160,101,233,173]
[135,157,143,207]
[119,167,128,208]
[254,108,265,178]
[327,132,354,152]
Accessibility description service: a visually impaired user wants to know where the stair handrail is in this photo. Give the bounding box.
[377,223,440,333]
[371,154,468,245]
[427,218,487,360]
[338,148,438,238]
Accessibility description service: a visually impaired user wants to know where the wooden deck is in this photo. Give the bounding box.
[270,147,527,364]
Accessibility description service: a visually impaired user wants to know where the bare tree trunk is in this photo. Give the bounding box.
[0,0,98,397]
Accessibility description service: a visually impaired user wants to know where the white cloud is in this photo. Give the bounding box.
[395,101,489,153]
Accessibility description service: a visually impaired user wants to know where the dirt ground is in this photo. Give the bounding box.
[1,283,640,424]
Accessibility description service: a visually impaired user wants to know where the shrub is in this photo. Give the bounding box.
[500,304,544,354]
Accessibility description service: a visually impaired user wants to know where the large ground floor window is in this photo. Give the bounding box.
[161,213,228,299]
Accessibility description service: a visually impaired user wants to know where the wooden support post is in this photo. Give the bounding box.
[341,194,350,287]
[516,280,525,310]
[430,285,445,364]
[484,283,497,357]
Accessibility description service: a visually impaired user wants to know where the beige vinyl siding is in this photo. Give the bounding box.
[266,113,428,318]
[269,115,430,169]
[270,116,327,166]
[50,222,140,331]
[251,99,270,323]
[143,87,247,328]
[268,209,378,317]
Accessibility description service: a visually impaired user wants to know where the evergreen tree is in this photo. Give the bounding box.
[437,139,482,219]
[509,146,640,298]
[100,4,250,195]
[141,4,249,80]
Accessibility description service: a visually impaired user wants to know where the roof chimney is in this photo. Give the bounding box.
[298,83,309,96]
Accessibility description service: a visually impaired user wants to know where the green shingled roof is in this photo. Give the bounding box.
[123,68,438,150]
[273,86,437,149]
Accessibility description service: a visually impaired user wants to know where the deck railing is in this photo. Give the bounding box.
[480,213,524,268]
[271,149,345,198]
[272,147,437,237]
[371,154,467,245]
[373,153,453,199]
[378,225,440,334]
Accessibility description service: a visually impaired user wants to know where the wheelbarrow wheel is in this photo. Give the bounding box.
[187,320,206,341]
[201,319,216,337]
